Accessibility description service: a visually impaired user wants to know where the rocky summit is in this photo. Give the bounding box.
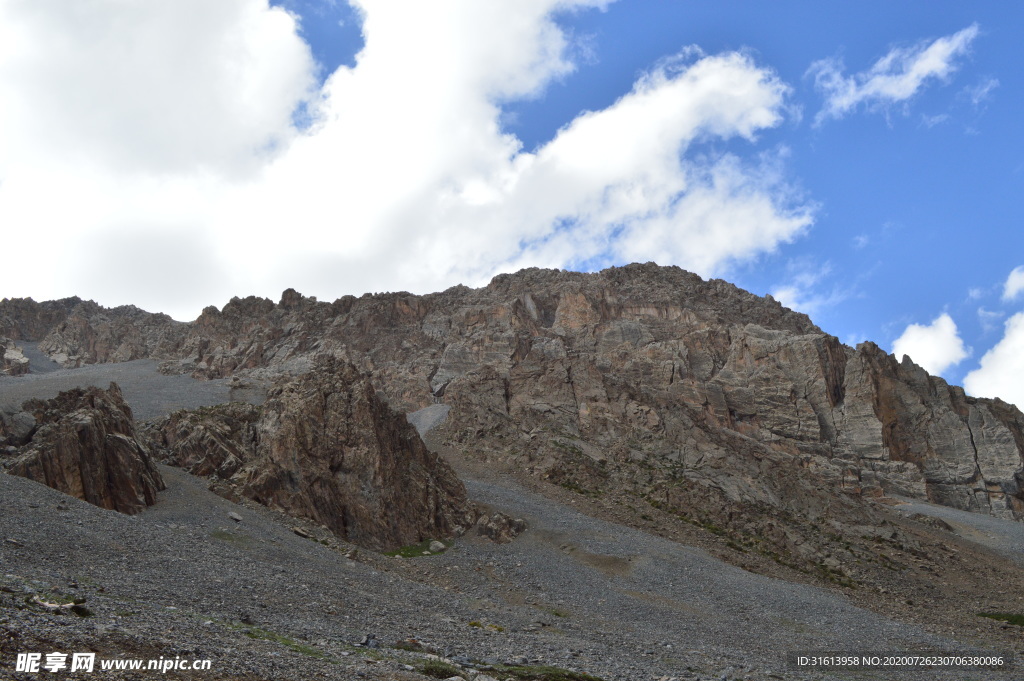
[2,264,1024,680]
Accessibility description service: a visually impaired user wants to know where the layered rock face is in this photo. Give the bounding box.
[7,265,1024,531]
[3,384,164,514]
[0,296,185,367]
[37,301,185,368]
[146,402,261,481]
[147,359,471,551]
[0,296,83,341]
[1,337,29,376]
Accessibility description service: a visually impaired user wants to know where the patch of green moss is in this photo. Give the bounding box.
[468,620,505,632]
[421,659,465,678]
[558,481,601,498]
[384,538,449,558]
[979,612,1024,626]
[243,626,328,659]
[210,528,254,547]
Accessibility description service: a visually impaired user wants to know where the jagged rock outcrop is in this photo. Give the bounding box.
[1,406,37,451]
[37,301,186,368]
[837,344,1024,517]
[3,384,164,514]
[6,265,1024,534]
[146,359,472,551]
[1,337,29,376]
[0,296,83,341]
[162,289,340,378]
[144,402,261,480]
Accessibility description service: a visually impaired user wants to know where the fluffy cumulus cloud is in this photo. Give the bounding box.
[891,313,969,376]
[964,313,1024,409]
[0,0,812,321]
[1003,266,1024,301]
[0,0,316,176]
[809,23,979,124]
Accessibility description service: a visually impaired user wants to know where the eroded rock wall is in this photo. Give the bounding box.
[3,384,164,514]
[6,265,1024,526]
[146,359,472,551]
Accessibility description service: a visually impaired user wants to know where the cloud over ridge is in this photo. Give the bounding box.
[891,313,969,377]
[965,313,1024,409]
[0,0,811,321]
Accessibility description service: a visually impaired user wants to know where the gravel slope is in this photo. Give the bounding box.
[0,352,261,420]
[892,498,1024,568]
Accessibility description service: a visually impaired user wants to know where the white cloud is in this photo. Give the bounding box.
[1002,266,1024,301]
[920,113,950,128]
[770,260,845,316]
[962,76,999,106]
[964,313,1024,409]
[891,313,970,376]
[977,307,1004,333]
[809,23,979,124]
[0,0,316,176]
[0,0,812,321]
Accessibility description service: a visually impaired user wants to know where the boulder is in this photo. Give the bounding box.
[475,512,527,543]
[0,408,36,448]
[0,337,29,376]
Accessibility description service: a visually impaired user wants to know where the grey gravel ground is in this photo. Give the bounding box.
[1,361,1020,680]
[892,498,1024,568]
[0,346,262,420]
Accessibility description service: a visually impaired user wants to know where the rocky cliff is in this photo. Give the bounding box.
[0,296,84,341]
[3,384,164,514]
[7,265,1024,535]
[146,358,472,551]
[0,296,185,367]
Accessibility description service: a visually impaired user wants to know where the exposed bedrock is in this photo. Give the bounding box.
[146,358,472,551]
[5,265,1023,525]
[3,383,164,514]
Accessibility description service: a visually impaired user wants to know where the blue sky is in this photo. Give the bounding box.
[0,1,1022,406]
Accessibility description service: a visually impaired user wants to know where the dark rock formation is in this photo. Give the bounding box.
[146,359,472,551]
[37,301,186,368]
[6,265,1024,533]
[4,384,164,514]
[1,337,29,375]
[0,296,83,341]
[144,402,261,481]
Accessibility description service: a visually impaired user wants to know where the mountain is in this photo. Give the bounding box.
[2,263,1024,679]
[4,264,1021,528]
